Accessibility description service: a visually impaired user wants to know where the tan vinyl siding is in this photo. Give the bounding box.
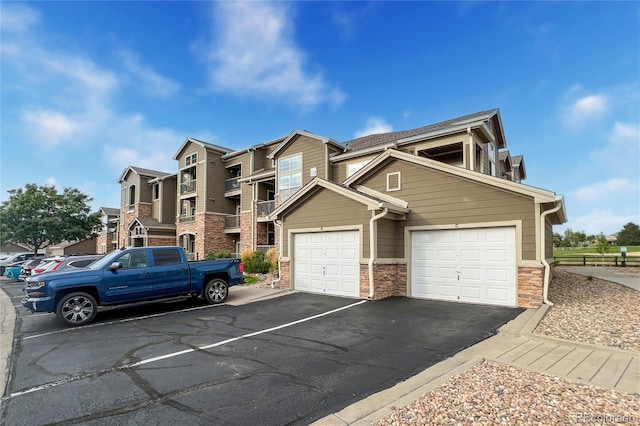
[377,218,403,258]
[152,200,161,221]
[253,150,265,172]
[161,177,177,223]
[282,189,370,258]
[360,160,538,260]
[278,135,326,188]
[205,150,235,214]
[139,178,153,203]
[333,162,346,183]
[545,218,554,259]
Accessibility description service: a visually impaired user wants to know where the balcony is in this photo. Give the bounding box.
[224,215,240,232]
[225,177,240,195]
[257,200,275,221]
[179,215,195,223]
[180,180,197,195]
[256,245,275,254]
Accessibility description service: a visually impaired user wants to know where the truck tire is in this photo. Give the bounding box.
[203,278,228,304]
[56,292,98,327]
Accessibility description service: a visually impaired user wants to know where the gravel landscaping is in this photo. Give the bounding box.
[378,269,640,426]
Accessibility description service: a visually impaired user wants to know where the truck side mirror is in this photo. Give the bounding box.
[108,262,123,270]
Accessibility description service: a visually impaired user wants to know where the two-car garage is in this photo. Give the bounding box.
[291,227,517,307]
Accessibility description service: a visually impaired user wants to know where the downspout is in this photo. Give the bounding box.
[271,219,283,289]
[540,200,563,306]
[368,208,389,299]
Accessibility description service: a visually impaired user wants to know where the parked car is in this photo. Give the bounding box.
[30,257,65,276]
[0,253,36,275]
[23,246,244,326]
[3,262,26,280]
[53,255,103,272]
[18,257,46,281]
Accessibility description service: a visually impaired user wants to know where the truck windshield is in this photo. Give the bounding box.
[87,250,123,270]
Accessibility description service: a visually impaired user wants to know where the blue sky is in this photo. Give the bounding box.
[1,1,638,236]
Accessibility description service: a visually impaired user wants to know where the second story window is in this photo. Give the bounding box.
[185,153,197,166]
[278,153,302,202]
[128,185,136,207]
[153,184,159,200]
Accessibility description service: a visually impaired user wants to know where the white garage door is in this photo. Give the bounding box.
[411,227,516,306]
[294,231,360,298]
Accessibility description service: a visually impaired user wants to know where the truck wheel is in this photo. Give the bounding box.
[56,292,97,327]
[204,278,228,304]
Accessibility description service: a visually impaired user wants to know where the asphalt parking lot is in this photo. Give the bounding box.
[1,278,522,426]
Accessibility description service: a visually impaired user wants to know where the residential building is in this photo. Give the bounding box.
[96,207,120,254]
[104,109,567,308]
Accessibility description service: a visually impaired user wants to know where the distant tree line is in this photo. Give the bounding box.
[553,222,640,248]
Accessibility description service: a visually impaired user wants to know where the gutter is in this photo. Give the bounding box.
[540,198,564,306]
[368,208,389,299]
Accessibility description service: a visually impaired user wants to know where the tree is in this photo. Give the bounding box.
[594,233,609,265]
[617,222,640,246]
[552,232,563,248]
[562,228,587,248]
[0,184,101,253]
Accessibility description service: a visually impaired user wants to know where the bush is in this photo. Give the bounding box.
[242,250,271,274]
[265,248,279,273]
[205,250,233,260]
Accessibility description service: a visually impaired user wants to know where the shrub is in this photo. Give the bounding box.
[204,251,215,260]
[215,250,232,259]
[243,250,271,274]
[265,248,279,273]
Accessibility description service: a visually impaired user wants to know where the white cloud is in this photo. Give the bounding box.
[202,1,345,108]
[0,4,40,33]
[118,50,180,98]
[355,117,393,138]
[22,109,82,147]
[563,93,608,129]
[557,209,640,236]
[571,178,637,203]
[44,177,57,188]
[609,121,640,146]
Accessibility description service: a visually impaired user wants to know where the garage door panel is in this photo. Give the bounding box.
[294,231,360,298]
[412,228,516,307]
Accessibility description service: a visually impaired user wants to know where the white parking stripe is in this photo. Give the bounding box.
[7,299,366,399]
[22,304,227,340]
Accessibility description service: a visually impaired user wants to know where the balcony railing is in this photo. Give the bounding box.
[257,245,275,254]
[179,215,195,223]
[225,177,240,192]
[225,215,240,229]
[180,180,197,195]
[257,200,275,218]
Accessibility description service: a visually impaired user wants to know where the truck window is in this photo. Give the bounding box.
[152,249,182,266]
[118,252,148,269]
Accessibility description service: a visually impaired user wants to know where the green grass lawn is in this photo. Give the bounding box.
[242,275,261,284]
[554,246,640,257]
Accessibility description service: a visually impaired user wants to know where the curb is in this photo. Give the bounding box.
[0,286,16,400]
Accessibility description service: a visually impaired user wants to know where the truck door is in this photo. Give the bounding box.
[103,250,153,302]
[149,248,190,296]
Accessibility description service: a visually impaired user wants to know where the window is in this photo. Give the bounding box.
[267,222,275,245]
[185,153,197,166]
[117,251,147,269]
[128,185,136,206]
[346,159,371,178]
[152,248,182,266]
[387,172,401,192]
[153,184,159,200]
[278,153,302,202]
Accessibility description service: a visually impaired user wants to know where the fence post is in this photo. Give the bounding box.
[583,256,586,266]
[615,256,618,266]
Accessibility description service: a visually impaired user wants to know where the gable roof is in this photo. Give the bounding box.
[100,207,120,217]
[119,166,172,183]
[342,109,506,153]
[270,177,409,220]
[344,149,562,205]
[173,137,233,160]
[511,155,527,179]
[267,130,345,160]
[129,217,176,230]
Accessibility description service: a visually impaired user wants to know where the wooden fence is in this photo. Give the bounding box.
[554,255,640,267]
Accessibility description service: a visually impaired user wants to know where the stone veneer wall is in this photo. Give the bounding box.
[121,203,153,248]
[274,260,290,289]
[176,213,235,259]
[517,265,545,308]
[95,234,107,254]
[358,262,407,300]
[239,212,253,253]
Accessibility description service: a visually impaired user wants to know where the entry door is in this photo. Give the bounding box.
[411,227,516,306]
[294,231,360,298]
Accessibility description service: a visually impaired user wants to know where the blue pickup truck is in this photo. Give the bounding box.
[22,246,244,326]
